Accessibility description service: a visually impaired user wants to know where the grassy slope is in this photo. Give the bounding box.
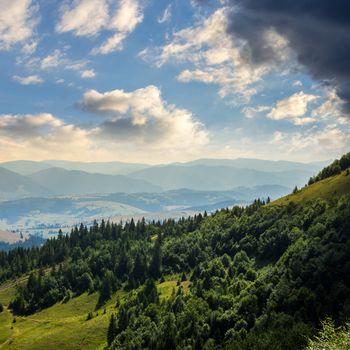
[271,169,350,206]
[0,279,189,350]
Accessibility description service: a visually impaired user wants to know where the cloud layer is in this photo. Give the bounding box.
[140,7,292,104]
[226,0,350,115]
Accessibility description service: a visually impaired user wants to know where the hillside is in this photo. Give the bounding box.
[0,167,49,200]
[0,161,52,176]
[272,167,350,206]
[0,158,349,349]
[29,168,162,195]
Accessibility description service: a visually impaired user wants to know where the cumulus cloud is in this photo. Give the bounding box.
[226,0,350,116]
[0,113,63,138]
[270,125,350,161]
[0,0,39,51]
[56,0,143,54]
[0,113,96,161]
[80,69,96,78]
[0,86,211,163]
[56,0,109,37]
[157,4,172,24]
[311,88,348,124]
[13,74,43,85]
[140,8,291,104]
[79,85,209,148]
[268,92,319,125]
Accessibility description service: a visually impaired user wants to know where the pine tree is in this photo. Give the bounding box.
[132,251,145,283]
[149,233,162,279]
[107,314,117,346]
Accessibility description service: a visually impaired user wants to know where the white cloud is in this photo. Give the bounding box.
[56,0,143,54]
[80,69,96,78]
[79,85,209,148]
[311,88,348,123]
[140,8,293,104]
[40,49,62,70]
[0,87,210,163]
[56,0,109,37]
[0,113,96,161]
[22,49,90,72]
[268,91,319,124]
[13,74,43,85]
[0,0,39,51]
[292,80,303,87]
[270,126,350,161]
[21,39,38,54]
[93,32,127,54]
[157,5,172,24]
[241,105,270,119]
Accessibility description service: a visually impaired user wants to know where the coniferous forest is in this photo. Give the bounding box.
[0,155,349,349]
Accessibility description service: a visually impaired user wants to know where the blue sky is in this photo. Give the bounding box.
[0,0,349,164]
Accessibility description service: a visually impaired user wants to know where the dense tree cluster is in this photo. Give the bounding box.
[106,194,350,349]
[308,152,350,185]
[0,215,204,314]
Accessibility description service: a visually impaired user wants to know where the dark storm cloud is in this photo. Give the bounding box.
[227,0,350,113]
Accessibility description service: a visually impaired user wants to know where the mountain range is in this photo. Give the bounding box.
[0,158,328,200]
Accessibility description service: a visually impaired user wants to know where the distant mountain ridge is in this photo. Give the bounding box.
[128,164,315,190]
[0,158,328,200]
[0,167,49,200]
[0,158,328,176]
[28,168,162,195]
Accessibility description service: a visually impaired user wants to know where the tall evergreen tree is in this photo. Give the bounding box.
[107,313,117,346]
[149,233,162,279]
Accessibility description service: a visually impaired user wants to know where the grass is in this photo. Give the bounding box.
[0,276,28,306]
[0,292,112,350]
[270,169,350,206]
[0,277,191,349]
[157,280,190,300]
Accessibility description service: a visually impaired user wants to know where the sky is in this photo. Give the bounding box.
[0,0,349,164]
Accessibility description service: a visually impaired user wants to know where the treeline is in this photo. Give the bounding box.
[0,235,45,252]
[0,214,205,314]
[308,152,350,185]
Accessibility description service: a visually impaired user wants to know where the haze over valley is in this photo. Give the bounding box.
[0,157,326,240]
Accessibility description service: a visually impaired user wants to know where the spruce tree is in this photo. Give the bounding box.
[107,314,117,346]
[149,233,162,279]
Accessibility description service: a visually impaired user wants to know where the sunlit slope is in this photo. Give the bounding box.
[271,168,350,206]
[0,278,189,350]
